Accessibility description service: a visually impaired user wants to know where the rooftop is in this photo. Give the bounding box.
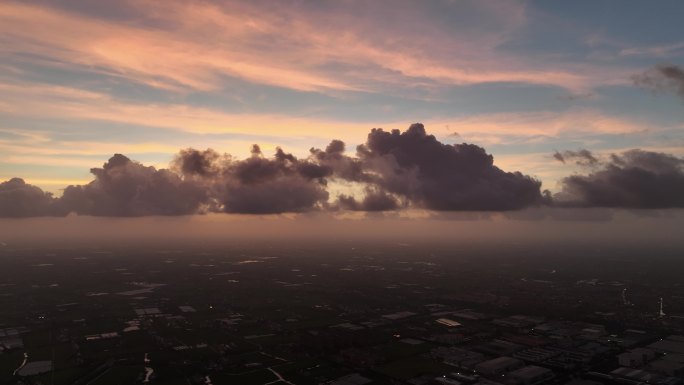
[510,365,553,380]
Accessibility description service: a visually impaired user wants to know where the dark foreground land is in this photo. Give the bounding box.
[1,240,683,385]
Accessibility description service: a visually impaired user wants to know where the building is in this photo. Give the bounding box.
[563,380,602,385]
[0,327,25,351]
[513,347,561,363]
[617,347,656,367]
[648,335,684,354]
[475,339,524,356]
[509,365,554,385]
[475,356,524,377]
[329,373,373,385]
[436,318,462,327]
[431,347,484,368]
[610,367,681,384]
[648,359,684,377]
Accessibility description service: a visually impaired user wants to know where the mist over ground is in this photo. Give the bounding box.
[1,209,682,246]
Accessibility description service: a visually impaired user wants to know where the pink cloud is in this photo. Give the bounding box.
[0,1,632,94]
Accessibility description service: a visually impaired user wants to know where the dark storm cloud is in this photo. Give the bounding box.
[354,123,544,210]
[0,178,57,217]
[59,154,208,216]
[553,149,599,166]
[633,65,684,100]
[556,149,684,208]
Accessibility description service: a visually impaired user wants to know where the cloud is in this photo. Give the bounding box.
[621,42,684,57]
[433,109,653,146]
[0,1,629,95]
[552,149,599,166]
[173,148,227,178]
[555,92,594,101]
[173,146,330,214]
[59,154,208,216]
[0,178,57,217]
[633,65,684,100]
[556,149,684,208]
[0,82,390,146]
[0,81,665,172]
[336,188,401,212]
[355,123,544,210]
[552,152,564,163]
[4,125,684,216]
[308,140,367,183]
[0,124,546,216]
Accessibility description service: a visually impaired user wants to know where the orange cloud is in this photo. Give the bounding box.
[0,82,383,143]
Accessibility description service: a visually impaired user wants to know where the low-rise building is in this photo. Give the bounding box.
[509,365,554,385]
[436,318,462,327]
[475,356,524,377]
[648,335,684,354]
[648,359,684,377]
[618,347,656,367]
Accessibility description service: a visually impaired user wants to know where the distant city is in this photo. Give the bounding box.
[1,241,683,384]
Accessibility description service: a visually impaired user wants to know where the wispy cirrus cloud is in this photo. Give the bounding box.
[0,82,385,142]
[0,0,631,95]
[620,42,684,57]
[0,80,669,169]
[433,108,659,146]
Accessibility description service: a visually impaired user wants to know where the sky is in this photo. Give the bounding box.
[1,0,684,221]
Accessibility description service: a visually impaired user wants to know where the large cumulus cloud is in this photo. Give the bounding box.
[173,145,330,214]
[0,178,58,217]
[5,124,683,217]
[354,123,544,210]
[59,154,208,216]
[556,149,684,208]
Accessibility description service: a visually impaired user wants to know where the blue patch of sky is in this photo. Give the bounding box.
[592,84,684,124]
[499,1,684,69]
[20,0,167,27]
[421,0,517,34]
[533,1,684,46]
[431,83,578,115]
